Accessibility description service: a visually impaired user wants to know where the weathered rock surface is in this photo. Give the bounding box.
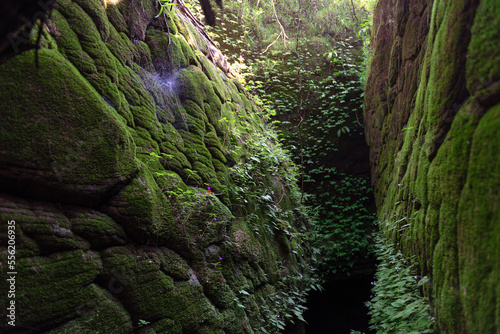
[0,1,312,332]
[365,0,499,332]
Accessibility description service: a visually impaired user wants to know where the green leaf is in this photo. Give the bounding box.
[155,5,164,18]
[417,276,429,287]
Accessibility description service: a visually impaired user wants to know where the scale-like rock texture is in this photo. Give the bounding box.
[0,1,312,333]
[365,0,499,332]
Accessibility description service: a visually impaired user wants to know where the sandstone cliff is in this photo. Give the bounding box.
[0,1,312,332]
[364,0,499,332]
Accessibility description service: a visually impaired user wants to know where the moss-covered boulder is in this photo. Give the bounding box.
[0,1,313,333]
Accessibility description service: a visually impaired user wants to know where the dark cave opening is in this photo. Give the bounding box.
[303,274,375,334]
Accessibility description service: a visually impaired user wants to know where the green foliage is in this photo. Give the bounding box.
[357,1,375,85]
[149,101,318,330]
[297,42,376,276]
[156,0,178,17]
[187,0,377,277]
[252,269,323,333]
[138,319,151,328]
[2,1,328,331]
[365,233,435,334]
[205,0,371,53]
[150,153,224,211]
[311,171,377,275]
[216,116,322,331]
[184,0,377,325]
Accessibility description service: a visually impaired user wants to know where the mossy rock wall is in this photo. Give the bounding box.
[0,1,312,333]
[364,0,500,332]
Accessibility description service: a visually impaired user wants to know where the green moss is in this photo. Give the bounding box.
[179,17,211,55]
[105,167,175,243]
[242,295,262,329]
[204,94,224,127]
[183,101,208,135]
[146,30,190,74]
[181,131,213,162]
[13,230,40,258]
[466,0,500,100]
[117,69,159,133]
[226,80,244,106]
[166,282,219,331]
[176,33,199,66]
[424,101,479,332]
[167,9,181,36]
[70,210,127,250]
[130,127,160,156]
[192,161,220,189]
[166,190,232,248]
[48,10,97,73]
[177,65,216,108]
[457,103,500,332]
[4,251,103,329]
[159,143,193,175]
[0,49,137,192]
[199,56,229,102]
[100,246,178,320]
[46,285,133,334]
[105,2,129,35]
[158,247,191,281]
[133,40,154,70]
[53,2,136,126]
[201,275,236,309]
[161,122,185,150]
[141,318,182,334]
[198,327,225,334]
[219,309,248,334]
[0,1,315,331]
[106,25,139,66]
[18,210,90,253]
[181,168,204,186]
[209,147,228,165]
[366,0,499,332]
[424,1,472,128]
[73,0,110,41]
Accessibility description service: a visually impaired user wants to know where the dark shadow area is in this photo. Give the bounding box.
[304,274,374,334]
